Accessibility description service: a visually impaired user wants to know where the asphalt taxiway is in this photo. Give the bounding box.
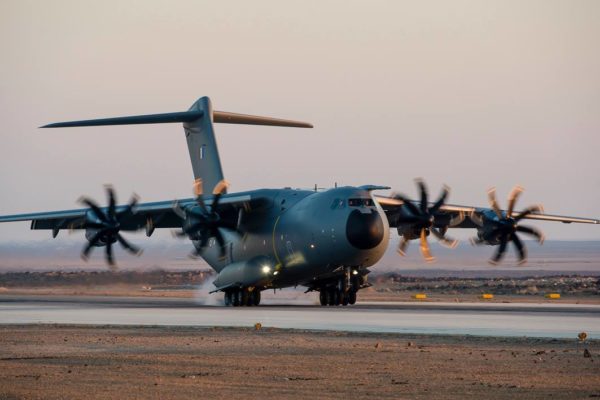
[0,295,598,338]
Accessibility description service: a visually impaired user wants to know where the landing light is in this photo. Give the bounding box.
[273,271,279,276]
[261,265,271,274]
[352,270,359,275]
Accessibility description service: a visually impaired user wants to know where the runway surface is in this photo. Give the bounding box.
[1,295,599,338]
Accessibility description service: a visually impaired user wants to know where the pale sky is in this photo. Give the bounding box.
[0,0,599,244]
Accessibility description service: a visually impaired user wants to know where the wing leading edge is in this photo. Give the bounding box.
[0,193,256,235]
[375,195,599,226]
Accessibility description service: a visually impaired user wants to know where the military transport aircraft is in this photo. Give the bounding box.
[0,96,598,306]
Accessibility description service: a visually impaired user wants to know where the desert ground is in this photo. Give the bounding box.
[0,325,598,400]
[0,270,598,399]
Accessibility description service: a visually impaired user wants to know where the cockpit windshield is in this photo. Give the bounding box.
[348,198,374,207]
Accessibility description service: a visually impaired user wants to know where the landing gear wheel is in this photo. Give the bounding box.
[252,290,261,306]
[327,289,335,306]
[342,292,349,306]
[234,290,242,306]
[333,290,341,306]
[242,290,249,306]
[348,290,357,305]
[224,291,232,306]
[319,290,326,306]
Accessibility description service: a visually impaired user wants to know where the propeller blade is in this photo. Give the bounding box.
[514,204,544,222]
[214,228,226,257]
[193,178,204,197]
[105,242,115,266]
[172,229,188,238]
[106,185,117,221]
[419,228,435,262]
[199,232,210,249]
[236,208,244,231]
[449,210,465,227]
[487,188,502,219]
[469,236,485,246]
[469,211,484,227]
[507,185,523,218]
[81,230,104,260]
[516,225,545,244]
[397,236,410,256]
[431,227,458,248]
[116,234,141,255]
[394,194,421,216]
[511,233,527,265]
[430,185,450,214]
[212,179,230,195]
[78,197,109,224]
[416,179,428,214]
[489,234,508,265]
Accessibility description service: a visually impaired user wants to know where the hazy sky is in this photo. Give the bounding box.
[1,0,599,245]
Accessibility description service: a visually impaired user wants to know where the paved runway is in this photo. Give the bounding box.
[1,295,599,338]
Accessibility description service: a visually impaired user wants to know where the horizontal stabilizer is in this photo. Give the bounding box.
[41,110,312,129]
[213,111,312,128]
[41,111,204,128]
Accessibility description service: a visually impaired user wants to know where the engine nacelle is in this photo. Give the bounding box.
[397,226,428,240]
[84,228,114,247]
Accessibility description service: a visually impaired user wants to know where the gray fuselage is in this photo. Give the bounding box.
[197,186,390,289]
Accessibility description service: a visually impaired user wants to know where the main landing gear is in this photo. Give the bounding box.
[224,288,261,307]
[318,268,363,306]
[319,287,357,306]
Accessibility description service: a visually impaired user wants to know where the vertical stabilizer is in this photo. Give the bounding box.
[40,96,313,193]
[183,97,225,193]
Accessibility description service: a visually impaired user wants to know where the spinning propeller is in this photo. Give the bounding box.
[470,186,545,265]
[78,186,141,267]
[173,179,241,258]
[393,179,463,262]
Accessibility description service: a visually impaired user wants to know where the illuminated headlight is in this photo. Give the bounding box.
[273,270,279,276]
[352,270,359,275]
[261,265,272,274]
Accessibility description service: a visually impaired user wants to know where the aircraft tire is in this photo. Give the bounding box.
[242,289,250,306]
[232,290,241,306]
[333,289,341,306]
[342,292,349,306]
[224,291,232,306]
[348,290,357,305]
[253,290,261,306]
[319,290,326,306]
[326,289,335,306]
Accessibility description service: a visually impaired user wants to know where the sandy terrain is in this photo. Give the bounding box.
[0,325,598,400]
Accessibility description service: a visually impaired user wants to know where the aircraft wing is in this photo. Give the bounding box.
[0,193,261,236]
[375,195,600,228]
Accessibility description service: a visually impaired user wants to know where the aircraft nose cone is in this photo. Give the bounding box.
[346,209,385,250]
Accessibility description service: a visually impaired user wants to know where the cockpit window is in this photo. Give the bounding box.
[330,198,345,209]
[348,198,374,207]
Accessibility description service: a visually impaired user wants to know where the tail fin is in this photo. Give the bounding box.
[41,96,312,193]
